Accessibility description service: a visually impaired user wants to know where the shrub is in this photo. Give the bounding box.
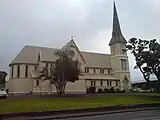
[98,88,103,93]
[108,88,111,93]
[86,87,96,93]
[121,89,125,93]
[115,88,121,93]
[86,88,90,93]
[104,88,109,93]
[110,87,115,93]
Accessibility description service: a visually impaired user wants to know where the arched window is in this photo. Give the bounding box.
[25,65,28,77]
[36,80,39,86]
[17,65,20,77]
[11,66,14,78]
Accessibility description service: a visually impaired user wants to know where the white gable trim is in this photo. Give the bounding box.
[37,51,43,63]
[62,40,86,64]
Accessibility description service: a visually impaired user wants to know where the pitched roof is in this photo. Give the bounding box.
[109,1,127,46]
[10,46,111,68]
[10,46,59,65]
[81,51,111,68]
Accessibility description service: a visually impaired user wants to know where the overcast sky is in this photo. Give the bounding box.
[0,0,160,82]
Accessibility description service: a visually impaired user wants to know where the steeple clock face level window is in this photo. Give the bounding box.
[121,59,127,70]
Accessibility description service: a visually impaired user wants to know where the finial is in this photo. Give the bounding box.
[71,36,74,40]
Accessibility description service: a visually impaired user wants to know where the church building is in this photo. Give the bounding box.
[8,2,131,94]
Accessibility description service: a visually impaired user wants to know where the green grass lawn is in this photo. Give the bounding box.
[1,95,160,114]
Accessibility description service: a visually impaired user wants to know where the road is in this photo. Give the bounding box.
[56,109,160,120]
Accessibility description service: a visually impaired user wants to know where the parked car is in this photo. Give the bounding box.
[0,90,8,99]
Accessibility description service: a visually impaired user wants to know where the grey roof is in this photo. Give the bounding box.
[81,51,111,68]
[10,46,111,68]
[109,2,127,46]
[40,47,59,62]
[10,46,59,65]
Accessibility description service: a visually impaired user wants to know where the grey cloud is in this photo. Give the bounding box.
[0,0,160,82]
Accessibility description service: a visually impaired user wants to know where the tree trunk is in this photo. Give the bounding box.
[56,82,67,97]
[153,74,160,93]
[154,81,160,93]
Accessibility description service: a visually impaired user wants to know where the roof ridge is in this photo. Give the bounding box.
[25,45,59,50]
[81,51,111,55]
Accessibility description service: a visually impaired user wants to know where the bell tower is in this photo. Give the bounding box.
[109,2,131,91]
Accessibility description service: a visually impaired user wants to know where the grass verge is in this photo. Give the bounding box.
[1,95,160,114]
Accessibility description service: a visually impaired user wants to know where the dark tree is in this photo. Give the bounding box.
[40,49,81,96]
[124,38,160,92]
[0,71,7,89]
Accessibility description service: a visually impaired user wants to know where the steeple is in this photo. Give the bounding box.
[109,1,127,46]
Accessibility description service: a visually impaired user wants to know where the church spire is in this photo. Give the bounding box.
[112,1,121,36]
[109,1,127,46]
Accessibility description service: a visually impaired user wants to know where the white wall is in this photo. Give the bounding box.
[110,42,131,91]
[9,64,36,93]
[9,78,32,93]
[32,80,53,93]
[65,79,86,93]
[32,79,86,93]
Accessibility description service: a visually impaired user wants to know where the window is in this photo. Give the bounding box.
[116,81,119,86]
[17,65,20,77]
[124,60,127,70]
[11,66,14,78]
[85,68,89,73]
[121,59,127,70]
[111,44,116,55]
[45,63,49,76]
[91,80,96,86]
[108,69,111,74]
[36,80,39,86]
[25,65,28,77]
[100,69,104,73]
[107,81,110,86]
[34,65,37,70]
[91,81,93,86]
[93,69,96,73]
[100,80,103,86]
[110,81,112,86]
[46,63,48,69]
[51,63,54,70]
